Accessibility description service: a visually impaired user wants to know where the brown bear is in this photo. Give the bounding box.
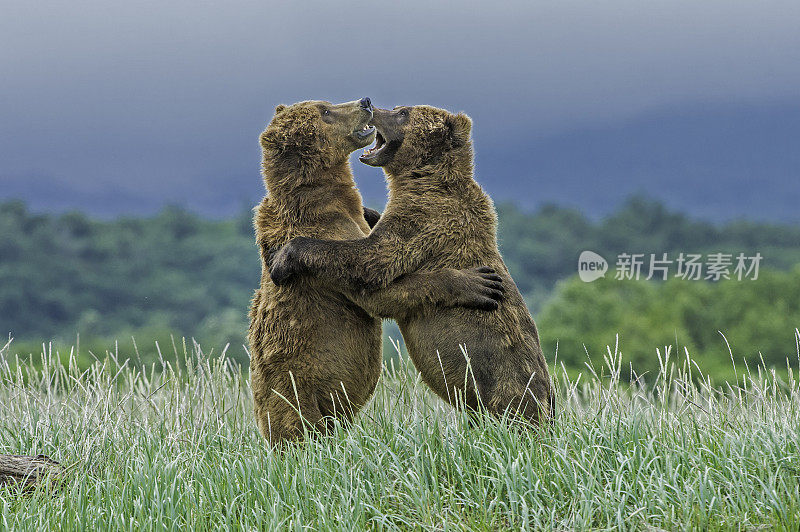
[249,99,505,446]
[269,104,555,425]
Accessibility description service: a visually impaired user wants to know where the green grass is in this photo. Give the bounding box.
[1,335,799,531]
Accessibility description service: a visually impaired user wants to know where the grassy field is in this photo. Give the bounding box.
[1,336,799,530]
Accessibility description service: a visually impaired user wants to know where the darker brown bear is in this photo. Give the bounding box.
[249,99,504,446]
[269,104,554,425]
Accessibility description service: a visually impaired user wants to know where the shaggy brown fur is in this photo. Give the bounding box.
[249,100,505,446]
[269,105,554,425]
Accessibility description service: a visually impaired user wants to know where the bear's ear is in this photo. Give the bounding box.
[446,112,472,145]
[274,104,287,115]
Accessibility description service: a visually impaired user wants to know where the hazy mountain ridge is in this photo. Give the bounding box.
[472,101,800,221]
[3,101,798,221]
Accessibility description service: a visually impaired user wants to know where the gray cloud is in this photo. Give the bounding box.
[1,0,799,216]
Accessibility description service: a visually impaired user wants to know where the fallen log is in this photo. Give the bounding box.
[0,454,62,489]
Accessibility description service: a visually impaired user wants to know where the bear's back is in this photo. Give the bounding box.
[248,192,382,423]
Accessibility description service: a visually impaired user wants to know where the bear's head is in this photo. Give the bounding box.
[359,105,472,175]
[261,99,376,174]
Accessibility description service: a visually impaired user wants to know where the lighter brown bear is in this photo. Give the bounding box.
[269,104,555,425]
[248,99,505,446]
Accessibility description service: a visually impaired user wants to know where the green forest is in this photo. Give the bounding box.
[1,197,799,383]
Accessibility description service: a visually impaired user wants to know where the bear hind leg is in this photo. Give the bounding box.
[255,387,326,447]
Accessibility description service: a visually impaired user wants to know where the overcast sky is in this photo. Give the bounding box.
[2,0,799,215]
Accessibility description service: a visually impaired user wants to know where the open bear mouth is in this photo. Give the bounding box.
[354,124,376,140]
[360,131,385,159]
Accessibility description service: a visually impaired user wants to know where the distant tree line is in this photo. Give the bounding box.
[1,197,799,381]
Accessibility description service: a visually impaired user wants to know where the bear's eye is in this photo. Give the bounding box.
[399,109,408,117]
[322,109,330,116]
